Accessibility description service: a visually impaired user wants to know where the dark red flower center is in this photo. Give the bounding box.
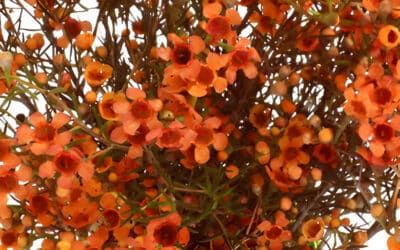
[32,195,49,214]
[128,125,149,145]
[1,231,17,246]
[0,173,17,193]
[153,222,178,246]
[284,147,298,161]
[172,44,191,66]
[54,151,80,175]
[388,30,398,43]
[266,226,282,240]
[131,101,153,120]
[231,50,250,67]
[195,127,213,145]
[350,100,366,115]
[374,124,394,142]
[34,124,56,142]
[103,209,120,228]
[313,144,337,163]
[197,66,214,85]
[373,87,392,105]
[207,16,230,39]
[160,129,181,146]
[63,18,82,39]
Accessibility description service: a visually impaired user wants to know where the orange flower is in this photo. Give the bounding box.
[38,148,94,189]
[378,25,400,49]
[358,115,400,158]
[143,212,190,250]
[188,64,228,96]
[84,61,113,87]
[257,211,292,249]
[157,33,204,81]
[110,124,150,159]
[98,92,126,121]
[191,117,228,164]
[25,191,55,227]
[61,194,100,229]
[249,103,271,136]
[16,112,71,156]
[302,217,325,242]
[75,32,94,50]
[146,121,196,151]
[207,38,261,84]
[112,88,162,136]
[312,144,339,168]
[202,2,241,44]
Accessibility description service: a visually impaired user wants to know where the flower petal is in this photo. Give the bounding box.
[30,112,46,127]
[189,35,205,54]
[51,113,70,128]
[203,2,222,18]
[195,146,210,164]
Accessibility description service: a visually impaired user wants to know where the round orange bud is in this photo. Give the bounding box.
[75,32,94,50]
[311,168,322,181]
[33,33,44,48]
[35,72,48,85]
[352,231,368,246]
[370,203,385,218]
[225,165,239,179]
[217,150,228,161]
[289,72,300,85]
[329,218,341,229]
[13,53,26,68]
[96,46,108,58]
[340,217,350,226]
[85,91,97,104]
[108,172,118,182]
[318,128,333,143]
[25,37,38,50]
[53,53,65,67]
[280,196,292,211]
[270,126,281,136]
[346,199,357,210]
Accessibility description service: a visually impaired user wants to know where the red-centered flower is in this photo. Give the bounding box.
[112,88,162,136]
[38,148,94,189]
[249,104,272,136]
[25,190,55,227]
[157,33,205,81]
[344,87,374,122]
[302,217,325,242]
[257,211,292,249]
[16,112,71,156]
[207,38,261,84]
[111,122,150,159]
[99,192,132,240]
[146,121,197,151]
[360,75,400,115]
[187,64,228,97]
[144,212,190,250]
[98,92,126,121]
[202,2,241,44]
[313,144,339,168]
[84,61,113,87]
[61,194,100,229]
[358,115,400,158]
[190,117,228,164]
